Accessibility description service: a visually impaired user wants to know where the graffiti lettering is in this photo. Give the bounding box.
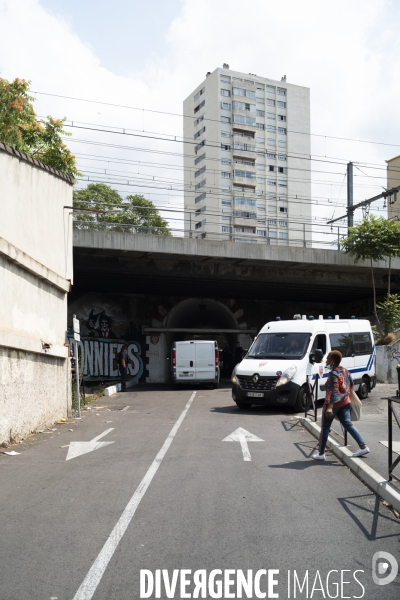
[68,337,143,382]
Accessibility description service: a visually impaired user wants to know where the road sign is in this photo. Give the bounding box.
[66,428,115,461]
[222,427,264,461]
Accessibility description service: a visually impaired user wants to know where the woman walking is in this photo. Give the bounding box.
[313,350,370,461]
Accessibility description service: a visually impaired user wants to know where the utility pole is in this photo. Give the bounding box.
[347,162,353,231]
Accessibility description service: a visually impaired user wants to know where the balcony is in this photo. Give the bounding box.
[233,175,256,189]
[232,123,256,135]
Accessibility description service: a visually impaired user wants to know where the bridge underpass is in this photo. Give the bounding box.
[69,230,400,383]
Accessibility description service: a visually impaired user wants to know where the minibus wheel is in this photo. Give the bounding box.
[358,376,369,399]
[293,385,311,413]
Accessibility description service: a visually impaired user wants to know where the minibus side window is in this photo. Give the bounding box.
[329,333,354,357]
[311,334,327,355]
[352,332,372,355]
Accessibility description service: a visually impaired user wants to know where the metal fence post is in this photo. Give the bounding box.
[303,223,306,247]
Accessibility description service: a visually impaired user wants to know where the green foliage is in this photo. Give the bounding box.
[340,215,400,263]
[0,77,80,180]
[73,184,171,235]
[377,294,400,337]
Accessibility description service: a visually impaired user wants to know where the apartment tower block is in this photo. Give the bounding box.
[183,66,311,244]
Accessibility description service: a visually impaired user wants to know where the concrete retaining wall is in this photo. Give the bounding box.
[0,347,71,442]
[376,340,400,384]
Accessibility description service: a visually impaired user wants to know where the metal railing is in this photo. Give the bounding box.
[385,365,400,483]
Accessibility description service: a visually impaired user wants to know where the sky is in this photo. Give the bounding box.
[1,0,400,244]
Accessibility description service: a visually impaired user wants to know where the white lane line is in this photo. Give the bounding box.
[72,391,197,600]
[121,406,130,411]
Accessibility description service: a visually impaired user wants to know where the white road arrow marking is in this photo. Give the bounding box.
[222,427,264,461]
[66,428,115,461]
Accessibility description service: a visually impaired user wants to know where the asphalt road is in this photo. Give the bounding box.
[0,383,399,600]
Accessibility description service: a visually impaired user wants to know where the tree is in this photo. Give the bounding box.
[340,215,400,334]
[0,77,80,180]
[73,184,171,236]
[376,294,400,338]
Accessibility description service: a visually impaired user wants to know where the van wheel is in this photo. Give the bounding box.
[358,377,369,400]
[293,385,311,413]
[235,401,252,410]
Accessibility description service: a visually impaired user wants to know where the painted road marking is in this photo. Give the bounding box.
[66,429,115,461]
[121,406,130,411]
[222,427,264,462]
[72,391,197,600]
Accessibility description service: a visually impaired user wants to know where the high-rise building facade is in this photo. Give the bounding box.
[183,66,311,245]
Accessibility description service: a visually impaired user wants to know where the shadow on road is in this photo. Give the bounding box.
[338,493,400,541]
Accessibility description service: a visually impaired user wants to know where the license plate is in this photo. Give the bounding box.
[247,392,264,398]
[179,373,194,378]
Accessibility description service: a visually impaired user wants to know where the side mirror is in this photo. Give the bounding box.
[309,349,323,364]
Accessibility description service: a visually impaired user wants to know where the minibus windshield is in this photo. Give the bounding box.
[247,333,310,360]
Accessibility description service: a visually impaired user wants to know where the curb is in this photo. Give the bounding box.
[103,379,138,396]
[298,416,400,513]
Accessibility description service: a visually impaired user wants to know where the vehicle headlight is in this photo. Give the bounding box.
[231,367,238,385]
[276,365,297,387]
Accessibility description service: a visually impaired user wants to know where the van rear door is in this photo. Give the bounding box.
[176,342,196,381]
[195,342,215,381]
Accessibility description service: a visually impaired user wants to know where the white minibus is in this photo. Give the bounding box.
[231,316,376,411]
[171,340,220,388]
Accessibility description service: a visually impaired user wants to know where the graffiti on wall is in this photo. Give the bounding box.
[67,307,144,382]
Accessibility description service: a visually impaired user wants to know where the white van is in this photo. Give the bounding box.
[171,340,220,388]
[231,316,376,411]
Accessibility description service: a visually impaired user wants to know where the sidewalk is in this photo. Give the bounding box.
[298,385,400,513]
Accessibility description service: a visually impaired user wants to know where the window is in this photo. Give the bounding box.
[256,137,265,143]
[234,169,256,179]
[311,335,327,356]
[195,153,205,165]
[194,114,205,127]
[278,220,287,226]
[268,219,277,225]
[267,112,275,119]
[234,227,244,233]
[235,238,257,244]
[222,215,231,220]
[256,176,264,183]
[269,165,275,172]
[268,180,276,186]
[257,152,265,157]
[221,116,231,123]
[233,142,256,152]
[278,140,287,148]
[278,127,287,134]
[194,99,205,114]
[221,89,231,97]
[329,333,354,357]
[257,230,266,237]
[195,192,206,204]
[352,332,373,354]
[266,152,276,159]
[278,115,286,121]
[195,140,205,152]
[222,200,231,206]
[234,197,257,207]
[257,204,266,210]
[233,114,256,126]
[234,158,255,166]
[256,97,265,104]
[233,185,254,192]
[220,75,231,83]
[267,138,276,146]
[195,220,205,230]
[277,101,286,108]
[277,88,286,96]
[232,87,256,98]
[256,123,265,130]
[221,185,230,191]
[232,100,256,112]
[221,143,231,151]
[278,154,286,161]
[266,85,275,94]
[195,206,206,214]
[221,172,231,178]
[267,125,276,132]
[244,227,255,233]
[194,126,205,139]
[278,166,287,174]
[221,131,231,137]
[244,79,254,85]
[279,232,288,239]
[222,226,232,233]
[256,109,265,117]
[267,98,275,106]
[256,83,265,90]
[195,179,206,190]
[221,158,231,165]
[220,102,231,110]
[269,230,277,239]
[279,207,287,213]
[194,87,205,101]
[234,210,257,219]
[278,181,287,187]
[195,165,206,178]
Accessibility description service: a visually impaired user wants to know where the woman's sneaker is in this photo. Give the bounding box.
[312,453,326,461]
[352,447,370,457]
